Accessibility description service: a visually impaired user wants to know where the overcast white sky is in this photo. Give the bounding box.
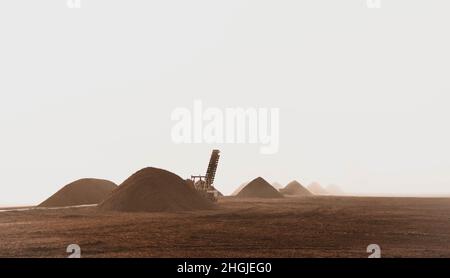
[1,1,449,206]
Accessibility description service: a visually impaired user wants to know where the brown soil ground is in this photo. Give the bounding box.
[0,196,449,258]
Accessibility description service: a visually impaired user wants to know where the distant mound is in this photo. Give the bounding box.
[307,182,329,195]
[326,184,345,196]
[236,177,283,199]
[271,182,283,191]
[280,181,312,196]
[39,179,117,208]
[232,181,249,196]
[99,167,214,212]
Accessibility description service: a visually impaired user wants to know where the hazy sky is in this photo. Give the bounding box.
[1,1,449,206]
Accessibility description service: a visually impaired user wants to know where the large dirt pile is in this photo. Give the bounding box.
[236,177,283,198]
[39,179,117,207]
[99,167,214,212]
[307,182,329,195]
[280,181,312,196]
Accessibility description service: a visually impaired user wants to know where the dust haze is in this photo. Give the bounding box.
[0,1,449,258]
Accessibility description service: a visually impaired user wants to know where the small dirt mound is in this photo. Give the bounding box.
[236,177,283,198]
[307,182,329,195]
[272,182,283,191]
[39,179,117,207]
[99,167,214,212]
[232,182,249,196]
[280,181,312,196]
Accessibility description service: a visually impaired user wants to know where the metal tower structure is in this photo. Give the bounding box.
[205,149,220,187]
[191,149,221,201]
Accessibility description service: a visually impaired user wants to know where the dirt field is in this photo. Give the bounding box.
[0,196,449,258]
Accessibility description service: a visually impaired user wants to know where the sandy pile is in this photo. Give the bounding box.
[39,179,117,207]
[232,182,249,196]
[280,181,312,196]
[271,182,283,191]
[236,177,283,198]
[99,167,214,212]
[307,182,329,195]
